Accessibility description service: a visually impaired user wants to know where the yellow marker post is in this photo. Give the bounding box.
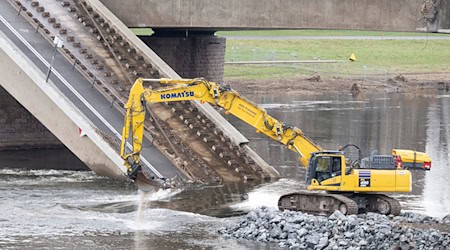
[349,53,357,62]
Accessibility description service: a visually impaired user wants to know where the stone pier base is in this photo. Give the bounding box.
[140,30,225,83]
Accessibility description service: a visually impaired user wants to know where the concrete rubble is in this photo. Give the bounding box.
[218,207,450,249]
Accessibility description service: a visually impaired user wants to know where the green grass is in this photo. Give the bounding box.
[225,39,450,79]
[217,29,450,37]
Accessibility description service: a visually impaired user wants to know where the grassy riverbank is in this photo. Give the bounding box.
[222,37,450,80]
[130,28,450,93]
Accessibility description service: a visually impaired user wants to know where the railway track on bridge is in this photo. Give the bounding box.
[8,0,276,186]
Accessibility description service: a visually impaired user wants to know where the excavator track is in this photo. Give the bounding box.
[278,192,402,216]
[363,194,402,216]
[379,194,402,215]
[278,192,359,216]
[8,0,272,184]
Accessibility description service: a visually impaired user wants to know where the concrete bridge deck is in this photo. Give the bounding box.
[99,0,450,33]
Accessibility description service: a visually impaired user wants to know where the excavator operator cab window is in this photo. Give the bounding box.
[331,157,341,176]
[315,156,332,182]
[314,156,343,182]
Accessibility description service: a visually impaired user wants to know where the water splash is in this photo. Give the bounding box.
[230,179,304,211]
[145,188,182,201]
[134,191,149,229]
[132,188,183,230]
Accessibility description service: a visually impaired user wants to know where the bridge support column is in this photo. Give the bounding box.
[140,30,225,83]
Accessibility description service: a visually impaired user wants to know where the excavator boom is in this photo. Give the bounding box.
[120,78,322,177]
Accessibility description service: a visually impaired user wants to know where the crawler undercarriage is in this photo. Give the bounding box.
[278,191,401,216]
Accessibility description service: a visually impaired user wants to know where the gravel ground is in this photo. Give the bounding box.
[219,207,450,249]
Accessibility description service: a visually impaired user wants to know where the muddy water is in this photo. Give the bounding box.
[0,91,448,249]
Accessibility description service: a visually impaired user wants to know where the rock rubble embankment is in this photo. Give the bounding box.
[219,207,450,249]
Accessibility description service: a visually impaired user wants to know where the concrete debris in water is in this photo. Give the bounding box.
[218,207,450,249]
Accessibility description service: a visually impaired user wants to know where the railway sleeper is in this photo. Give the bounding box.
[199,122,212,129]
[219,152,232,161]
[220,136,231,143]
[213,129,223,136]
[211,145,225,154]
[188,124,200,130]
[244,158,256,165]
[202,137,216,145]
[227,160,239,169]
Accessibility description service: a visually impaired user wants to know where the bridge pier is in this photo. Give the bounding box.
[140,29,226,83]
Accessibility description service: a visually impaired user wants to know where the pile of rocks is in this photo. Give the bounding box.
[219,207,450,249]
[392,211,442,224]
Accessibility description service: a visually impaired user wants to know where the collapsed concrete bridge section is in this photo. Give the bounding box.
[0,0,279,185]
[0,30,125,177]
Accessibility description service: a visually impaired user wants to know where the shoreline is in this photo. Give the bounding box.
[226,73,450,96]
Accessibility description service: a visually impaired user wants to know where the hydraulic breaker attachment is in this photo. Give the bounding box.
[127,162,141,181]
[126,163,169,192]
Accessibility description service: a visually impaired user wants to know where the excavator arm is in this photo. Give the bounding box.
[120,78,322,180]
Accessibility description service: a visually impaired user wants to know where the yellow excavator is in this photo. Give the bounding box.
[120,78,432,215]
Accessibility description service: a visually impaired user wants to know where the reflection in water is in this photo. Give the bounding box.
[423,95,450,217]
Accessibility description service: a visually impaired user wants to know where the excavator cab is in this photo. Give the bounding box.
[306,152,346,187]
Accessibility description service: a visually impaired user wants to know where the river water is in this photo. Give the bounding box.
[0,91,448,249]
